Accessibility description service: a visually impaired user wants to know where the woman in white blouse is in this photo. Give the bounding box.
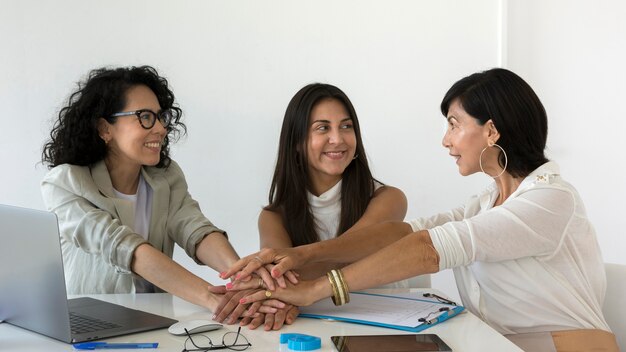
[215,83,407,330]
[223,69,618,351]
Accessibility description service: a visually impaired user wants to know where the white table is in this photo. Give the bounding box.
[0,290,522,351]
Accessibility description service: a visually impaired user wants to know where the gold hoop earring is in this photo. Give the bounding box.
[479,143,508,178]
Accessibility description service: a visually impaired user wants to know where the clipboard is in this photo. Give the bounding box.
[299,291,464,332]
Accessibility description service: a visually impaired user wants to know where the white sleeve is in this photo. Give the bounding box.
[408,206,465,232]
[428,185,577,270]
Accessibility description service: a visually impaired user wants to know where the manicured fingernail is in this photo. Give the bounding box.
[226,282,233,289]
[239,298,246,304]
[235,273,241,280]
[219,272,226,278]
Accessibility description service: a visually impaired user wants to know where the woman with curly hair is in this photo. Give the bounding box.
[41,66,279,313]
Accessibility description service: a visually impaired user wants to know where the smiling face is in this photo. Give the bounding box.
[98,84,167,174]
[305,98,357,194]
[442,99,497,176]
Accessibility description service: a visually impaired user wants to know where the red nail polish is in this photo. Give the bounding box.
[239,298,246,304]
[226,282,233,289]
[219,272,226,278]
[235,273,241,280]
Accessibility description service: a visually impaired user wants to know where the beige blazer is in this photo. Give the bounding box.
[41,160,224,294]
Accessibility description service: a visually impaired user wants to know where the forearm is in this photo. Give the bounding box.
[131,244,220,311]
[196,231,240,274]
[341,230,439,291]
[304,230,439,304]
[222,222,414,284]
[259,216,346,280]
[296,262,349,281]
[233,230,441,308]
[300,221,414,265]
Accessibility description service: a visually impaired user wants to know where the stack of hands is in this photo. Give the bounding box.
[209,247,319,331]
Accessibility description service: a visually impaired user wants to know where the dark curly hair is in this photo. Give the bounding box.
[42,65,186,169]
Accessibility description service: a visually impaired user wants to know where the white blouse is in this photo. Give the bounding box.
[409,161,610,334]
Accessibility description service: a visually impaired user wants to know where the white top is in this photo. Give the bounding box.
[308,180,343,241]
[308,180,409,288]
[409,161,610,335]
[113,175,156,293]
[308,180,385,241]
[112,175,153,240]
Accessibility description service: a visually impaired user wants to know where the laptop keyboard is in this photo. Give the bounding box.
[70,312,121,334]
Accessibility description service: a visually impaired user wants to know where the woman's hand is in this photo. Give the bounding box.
[239,278,328,308]
[225,264,298,292]
[241,264,277,291]
[220,247,304,283]
[262,305,299,331]
[240,305,299,331]
[210,288,286,324]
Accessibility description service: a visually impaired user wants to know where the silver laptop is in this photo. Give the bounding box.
[0,204,178,343]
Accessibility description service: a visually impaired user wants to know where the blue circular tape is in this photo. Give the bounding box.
[279,333,321,351]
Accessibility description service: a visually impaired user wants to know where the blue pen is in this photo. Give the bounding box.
[73,342,158,350]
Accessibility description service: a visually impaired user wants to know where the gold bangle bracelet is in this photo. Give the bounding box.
[331,270,346,305]
[327,271,341,306]
[335,269,350,304]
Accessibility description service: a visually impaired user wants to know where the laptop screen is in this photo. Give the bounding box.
[0,204,73,341]
[0,204,178,343]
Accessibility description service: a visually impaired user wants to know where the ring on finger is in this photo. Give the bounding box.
[265,290,272,298]
[258,278,265,289]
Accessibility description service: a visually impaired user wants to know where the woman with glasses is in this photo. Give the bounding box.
[40,66,279,314]
[222,69,618,351]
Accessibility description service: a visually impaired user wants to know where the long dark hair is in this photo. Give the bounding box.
[42,65,185,169]
[440,68,549,178]
[266,83,376,246]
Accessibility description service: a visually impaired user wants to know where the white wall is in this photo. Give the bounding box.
[2,0,622,304]
[505,0,626,266]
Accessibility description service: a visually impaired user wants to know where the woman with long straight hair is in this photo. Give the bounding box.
[219,83,407,330]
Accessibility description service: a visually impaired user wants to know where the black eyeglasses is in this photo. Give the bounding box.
[110,109,175,129]
[182,326,251,351]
